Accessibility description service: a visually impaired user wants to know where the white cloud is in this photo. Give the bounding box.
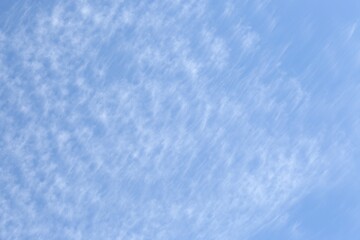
[0,1,335,239]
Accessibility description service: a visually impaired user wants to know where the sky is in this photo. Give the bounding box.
[1,1,360,239]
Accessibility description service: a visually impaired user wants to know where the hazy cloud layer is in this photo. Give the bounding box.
[1,1,358,239]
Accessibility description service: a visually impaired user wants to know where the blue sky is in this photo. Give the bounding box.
[1,1,360,239]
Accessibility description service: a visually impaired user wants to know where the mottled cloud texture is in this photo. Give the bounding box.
[0,1,357,240]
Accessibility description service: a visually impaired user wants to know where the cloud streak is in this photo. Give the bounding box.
[0,1,343,239]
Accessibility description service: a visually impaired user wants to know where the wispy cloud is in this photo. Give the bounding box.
[0,1,346,239]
